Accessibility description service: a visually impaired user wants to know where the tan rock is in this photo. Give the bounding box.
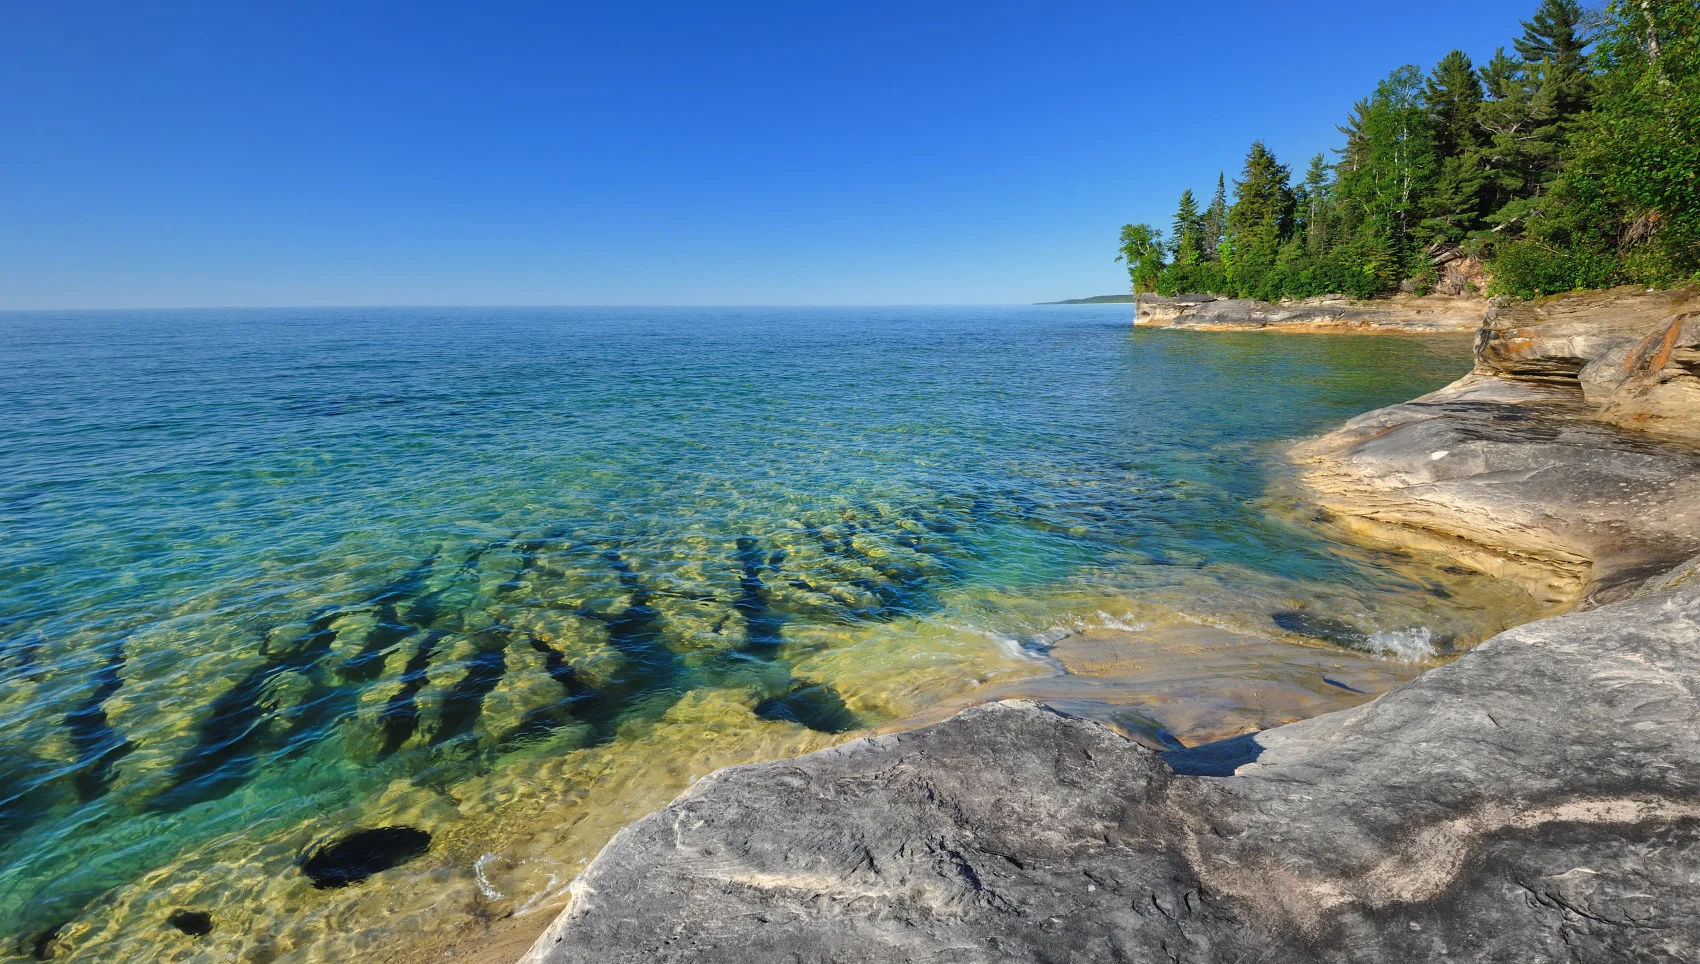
[1134,293,1485,332]
[1475,285,1700,379]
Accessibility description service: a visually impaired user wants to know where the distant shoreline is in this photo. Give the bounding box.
[1035,294,1140,305]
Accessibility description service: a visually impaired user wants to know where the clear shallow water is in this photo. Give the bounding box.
[0,307,1524,961]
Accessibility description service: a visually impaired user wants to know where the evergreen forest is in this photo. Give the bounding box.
[1118,0,1699,300]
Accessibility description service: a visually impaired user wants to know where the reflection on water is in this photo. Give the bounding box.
[0,307,1535,962]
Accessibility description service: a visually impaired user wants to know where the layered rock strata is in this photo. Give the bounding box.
[1476,286,1700,442]
[1299,287,1700,607]
[1133,293,1485,332]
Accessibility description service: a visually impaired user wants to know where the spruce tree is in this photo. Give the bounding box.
[1225,142,1295,296]
[1170,190,1206,263]
[1425,50,1484,160]
[1419,51,1489,244]
[1475,47,1562,217]
[1515,0,1593,119]
[1202,173,1228,259]
[1515,0,1589,71]
[1332,66,1437,287]
[1295,153,1333,258]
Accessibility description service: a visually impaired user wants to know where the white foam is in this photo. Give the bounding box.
[1368,627,1437,662]
[474,852,507,900]
[473,853,570,913]
[1094,610,1148,633]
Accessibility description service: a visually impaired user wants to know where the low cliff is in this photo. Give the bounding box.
[1476,286,1700,442]
[1298,286,1700,608]
[1133,292,1485,332]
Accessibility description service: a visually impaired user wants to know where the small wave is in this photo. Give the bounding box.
[474,853,570,913]
[1094,611,1148,633]
[474,853,506,900]
[1368,627,1436,662]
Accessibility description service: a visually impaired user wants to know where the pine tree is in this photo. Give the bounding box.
[1225,142,1295,296]
[1295,153,1333,257]
[1474,47,1562,219]
[1515,0,1593,119]
[1170,190,1206,263]
[1201,173,1228,259]
[1515,0,1589,71]
[1419,51,1489,244]
[1332,66,1437,287]
[1425,50,1484,160]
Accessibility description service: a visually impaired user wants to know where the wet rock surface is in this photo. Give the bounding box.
[1133,293,1485,332]
[521,578,1700,964]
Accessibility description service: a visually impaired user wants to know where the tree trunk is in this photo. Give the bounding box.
[1642,0,1662,61]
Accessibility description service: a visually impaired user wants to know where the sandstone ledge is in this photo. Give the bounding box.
[1133,293,1485,332]
[1297,286,1700,608]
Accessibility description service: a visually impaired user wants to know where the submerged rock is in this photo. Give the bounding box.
[298,827,431,889]
[753,682,859,734]
[521,577,1700,963]
[165,910,212,937]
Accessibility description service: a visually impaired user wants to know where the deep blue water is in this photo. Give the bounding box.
[0,306,1484,961]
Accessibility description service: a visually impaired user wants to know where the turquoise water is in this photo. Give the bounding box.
[1,307,1506,961]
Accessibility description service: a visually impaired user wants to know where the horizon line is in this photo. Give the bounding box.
[0,301,1138,313]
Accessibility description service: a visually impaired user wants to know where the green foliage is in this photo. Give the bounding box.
[1116,222,1167,293]
[1117,0,1698,301]
[1492,0,1700,295]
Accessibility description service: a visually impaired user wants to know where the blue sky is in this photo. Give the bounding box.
[3,0,1546,308]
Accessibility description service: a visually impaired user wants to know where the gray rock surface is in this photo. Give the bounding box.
[522,579,1700,964]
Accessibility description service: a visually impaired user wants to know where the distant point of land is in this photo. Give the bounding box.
[1036,294,1139,305]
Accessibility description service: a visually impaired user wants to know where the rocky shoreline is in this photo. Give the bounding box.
[517,288,1700,963]
[1133,292,1487,332]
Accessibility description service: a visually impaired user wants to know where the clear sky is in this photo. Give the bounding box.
[4,0,1547,308]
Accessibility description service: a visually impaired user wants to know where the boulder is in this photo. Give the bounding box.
[1595,312,1700,442]
[521,577,1700,964]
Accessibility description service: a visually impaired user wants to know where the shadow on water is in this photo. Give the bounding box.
[566,548,687,741]
[754,682,858,734]
[151,550,453,811]
[732,536,861,734]
[337,554,441,682]
[147,500,991,815]
[148,606,344,811]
